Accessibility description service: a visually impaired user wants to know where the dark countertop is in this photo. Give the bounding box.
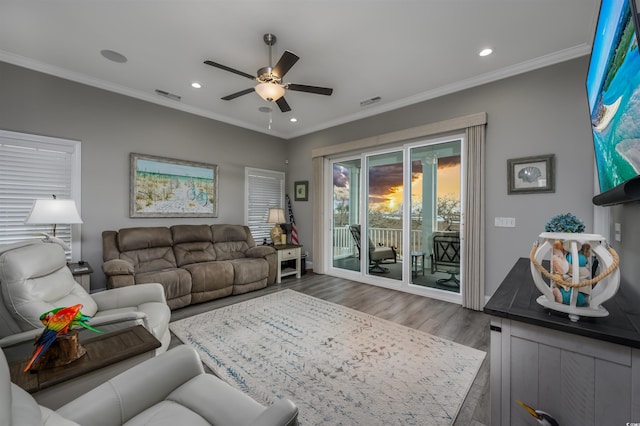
[484,257,640,349]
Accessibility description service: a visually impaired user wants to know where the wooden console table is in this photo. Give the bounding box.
[9,325,160,409]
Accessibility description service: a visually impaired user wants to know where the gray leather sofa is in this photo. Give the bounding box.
[102,225,277,309]
[0,240,171,355]
[1,345,299,426]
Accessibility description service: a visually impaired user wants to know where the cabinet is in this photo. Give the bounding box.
[490,317,640,426]
[485,258,640,426]
[274,244,301,283]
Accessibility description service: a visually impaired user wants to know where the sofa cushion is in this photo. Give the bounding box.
[213,241,249,260]
[228,258,268,285]
[121,248,178,274]
[134,269,192,310]
[173,242,216,267]
[118,227,173,252]
[171,225,212,244]
[182,261,234,304]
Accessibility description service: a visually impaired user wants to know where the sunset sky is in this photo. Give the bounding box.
[334,156,461,212]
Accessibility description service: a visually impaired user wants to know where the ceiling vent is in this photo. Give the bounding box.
[360,96,381,107]
[155,89,181,101]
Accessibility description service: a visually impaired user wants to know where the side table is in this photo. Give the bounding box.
[9,325,160,409]
[411,252,425,278]
[273,244,302,283]
[68,261,93,293]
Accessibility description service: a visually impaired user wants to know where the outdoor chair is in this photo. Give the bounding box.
[349,225,397,273]
[430,231,460,286]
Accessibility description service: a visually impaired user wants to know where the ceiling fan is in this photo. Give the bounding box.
[204,33,333,112]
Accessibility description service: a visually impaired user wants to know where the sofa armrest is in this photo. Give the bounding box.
[102,259,134,276]
[250,399,299,426]
[56,346,204,425]
[245,245,276,259]
[245,246,278,284]
[91,283,167,310]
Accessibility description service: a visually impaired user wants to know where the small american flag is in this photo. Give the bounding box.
[286,195,299,245]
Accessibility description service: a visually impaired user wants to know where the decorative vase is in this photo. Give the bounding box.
[530,232,620,322]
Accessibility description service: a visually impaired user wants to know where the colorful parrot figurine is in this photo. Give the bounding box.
[39,307,102,334]
[24,304,86,372]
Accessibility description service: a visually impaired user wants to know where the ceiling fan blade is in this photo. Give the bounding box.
[221,88,255,101]
[204,60,256,80]
[276,97,291,112]
[272,51,299,78]
[286,83,333,96]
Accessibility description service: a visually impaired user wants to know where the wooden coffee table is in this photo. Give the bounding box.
[9,325,160,409]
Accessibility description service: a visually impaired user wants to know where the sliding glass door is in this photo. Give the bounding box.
[332,159,361,272]
[366,151,403,281]
[328,136,463,299]
[408,140,461,292]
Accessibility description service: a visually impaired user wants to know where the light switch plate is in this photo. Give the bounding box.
[495,217,516,227]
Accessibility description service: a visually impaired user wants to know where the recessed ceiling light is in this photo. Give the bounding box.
[100,49,128,63]
[479,48,493,57]
[290,118,297,123]
[191,82,202,89]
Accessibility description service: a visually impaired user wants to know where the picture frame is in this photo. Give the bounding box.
[507,154,555,194]
[130,153,218,217]
[294,180,309,201]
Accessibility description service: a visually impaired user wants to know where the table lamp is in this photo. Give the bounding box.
[25,195,83,237]
[267,207,286,245]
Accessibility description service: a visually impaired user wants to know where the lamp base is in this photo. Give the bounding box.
[270,225,283,245]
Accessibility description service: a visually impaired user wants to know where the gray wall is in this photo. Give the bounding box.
[0,61,287,291]
[611,203,640,302]
[2,57,638,300]
[287,57,599,296]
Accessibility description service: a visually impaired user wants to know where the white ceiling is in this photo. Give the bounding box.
[0,0,599,139]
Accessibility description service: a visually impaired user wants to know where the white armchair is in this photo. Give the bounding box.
[1,345,299,426]
[0,241,171,354]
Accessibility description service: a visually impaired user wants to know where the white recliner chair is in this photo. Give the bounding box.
[1,345,299,426]
[0,240,171,355]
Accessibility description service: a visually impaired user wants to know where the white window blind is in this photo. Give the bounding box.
[0,130,81,258]
[245,168,285,244]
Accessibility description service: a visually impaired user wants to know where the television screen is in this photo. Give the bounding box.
[587,0,640,201]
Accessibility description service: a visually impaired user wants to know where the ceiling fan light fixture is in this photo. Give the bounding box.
[255,82,285,102]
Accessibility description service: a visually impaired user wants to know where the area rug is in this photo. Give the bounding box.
[170,289,485,425]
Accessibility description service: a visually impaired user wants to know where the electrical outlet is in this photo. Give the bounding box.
[615,223,621,242]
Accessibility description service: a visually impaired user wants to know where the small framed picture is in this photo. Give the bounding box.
[294,181,309,201]
[507,154,555,194]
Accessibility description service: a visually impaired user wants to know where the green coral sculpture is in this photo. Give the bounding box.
[544,213,585,233]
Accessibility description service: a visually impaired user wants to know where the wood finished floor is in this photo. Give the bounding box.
[170,272,491,426]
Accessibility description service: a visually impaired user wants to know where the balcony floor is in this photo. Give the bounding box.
[332,256,460,293]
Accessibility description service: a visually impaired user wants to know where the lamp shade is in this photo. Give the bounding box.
[267,208,286,224]
[255,83,285,102]
[25,199,83,225]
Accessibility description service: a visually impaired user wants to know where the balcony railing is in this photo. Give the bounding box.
[333,226,425,260]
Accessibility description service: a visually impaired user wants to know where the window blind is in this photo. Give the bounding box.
[0,130,81,258]
[245,168,285,244]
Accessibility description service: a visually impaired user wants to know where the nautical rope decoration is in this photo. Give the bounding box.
[529,242,619,288]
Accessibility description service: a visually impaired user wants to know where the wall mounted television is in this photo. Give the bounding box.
[588,0,640,206]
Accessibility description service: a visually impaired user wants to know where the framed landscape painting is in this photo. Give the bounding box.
[130,153,218,217]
